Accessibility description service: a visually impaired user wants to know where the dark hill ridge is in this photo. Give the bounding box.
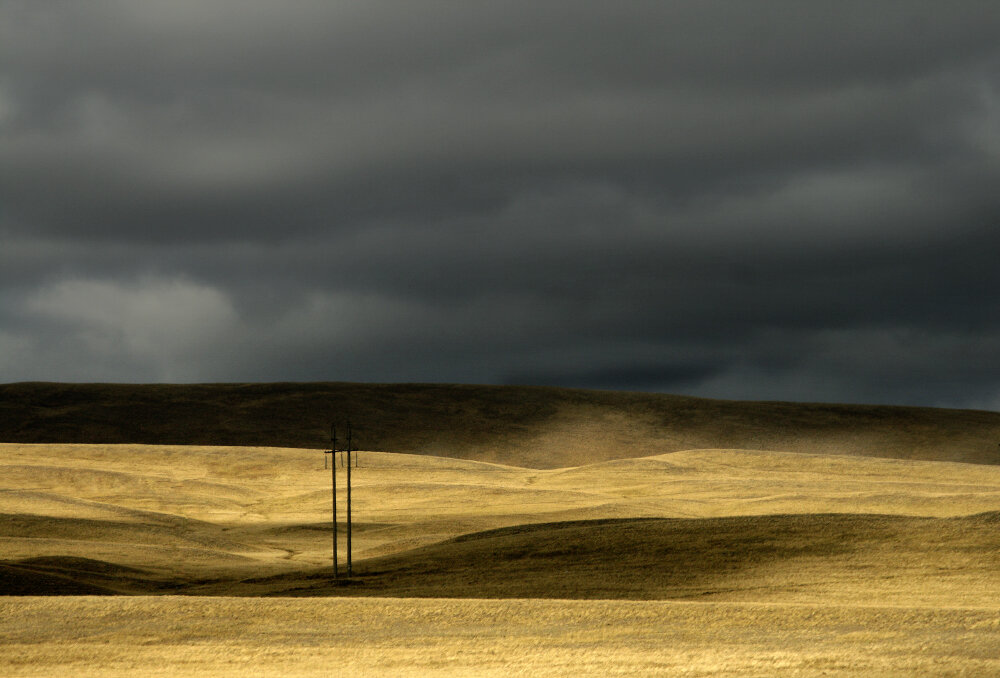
[2,382,1000,467]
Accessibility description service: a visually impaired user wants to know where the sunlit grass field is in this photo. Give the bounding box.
[3,439,1000,674]
[5,597,1000,677]
[3,443,1000,583]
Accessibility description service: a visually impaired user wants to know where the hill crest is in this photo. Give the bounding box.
[2,381,999,468]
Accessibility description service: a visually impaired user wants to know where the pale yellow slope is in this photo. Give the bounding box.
[540,449,1000,518]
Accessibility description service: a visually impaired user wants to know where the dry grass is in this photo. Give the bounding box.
[4,443,1000,589]
[271,512,998,605]
[3,597,999,677]
[3,441,1000,674]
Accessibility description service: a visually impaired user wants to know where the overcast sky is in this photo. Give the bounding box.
[2,1,999,409]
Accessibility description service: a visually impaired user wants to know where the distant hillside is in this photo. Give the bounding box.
[2,382,999,467]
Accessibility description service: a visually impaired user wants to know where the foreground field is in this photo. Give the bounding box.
[3,597,999,677]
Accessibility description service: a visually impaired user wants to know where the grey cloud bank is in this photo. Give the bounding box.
[1,1,999,409]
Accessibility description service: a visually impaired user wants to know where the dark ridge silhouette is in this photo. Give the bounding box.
[2,382,1000,467]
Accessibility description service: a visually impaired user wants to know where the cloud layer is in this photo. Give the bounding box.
[2,1,999,408]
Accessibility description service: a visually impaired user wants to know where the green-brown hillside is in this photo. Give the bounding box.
[2,382,1000,467]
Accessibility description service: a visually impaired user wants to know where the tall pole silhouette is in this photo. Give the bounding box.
[346,422,353,577]
[323,422,355,580]
[325,424,338,579]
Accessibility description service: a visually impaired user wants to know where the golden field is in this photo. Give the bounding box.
[2,437,1000,675]
[4,597,1000,677]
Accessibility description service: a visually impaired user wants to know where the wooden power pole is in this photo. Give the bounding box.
[346,422,353,577]
[323,422,355,580]
[324,425,338,579]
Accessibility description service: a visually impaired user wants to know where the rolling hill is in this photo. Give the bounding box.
[3,443,1000,601]
[3,382,1000,467]
[4,407,1000,675]
[243,512,1000,604]
[6,510,1000,605]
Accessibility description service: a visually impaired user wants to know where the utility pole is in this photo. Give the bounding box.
[324,425,338,579]
[346,421,353,577]
[323,421,356,580]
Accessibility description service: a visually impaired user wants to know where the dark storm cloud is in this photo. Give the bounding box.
[1,1,999,408]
